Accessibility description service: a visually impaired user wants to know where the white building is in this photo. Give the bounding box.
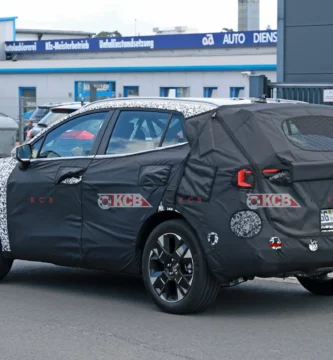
[16,29,95,41]
[0,17,277,119]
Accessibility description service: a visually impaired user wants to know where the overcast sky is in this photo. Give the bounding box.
[3,0,277,36]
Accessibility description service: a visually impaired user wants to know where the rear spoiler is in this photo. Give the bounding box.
[290,161,333,182]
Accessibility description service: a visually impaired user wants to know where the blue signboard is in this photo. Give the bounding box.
[4,30,277,54]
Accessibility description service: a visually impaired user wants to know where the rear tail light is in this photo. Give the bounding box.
[237,169,253,188]
[262,169,279,174]
[237,168,280,188]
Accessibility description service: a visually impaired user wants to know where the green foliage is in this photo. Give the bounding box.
[95,30,122,38]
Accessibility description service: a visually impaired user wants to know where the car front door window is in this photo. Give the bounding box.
[38,112,109,158]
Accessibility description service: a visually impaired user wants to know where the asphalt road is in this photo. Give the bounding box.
[1,261,333,360]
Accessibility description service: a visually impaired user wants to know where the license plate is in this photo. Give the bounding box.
[321,209,333,231]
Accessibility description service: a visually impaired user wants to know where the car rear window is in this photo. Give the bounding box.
[30,107,50,120]
[282,116,333,151]
[39,110,75,126]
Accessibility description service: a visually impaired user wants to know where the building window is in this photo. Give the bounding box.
[160,87,190,97]
[19,87,37,117]
[230,87,245,98]
[203,87,218,98]
[124,86,139,97]
[74,81,116,102]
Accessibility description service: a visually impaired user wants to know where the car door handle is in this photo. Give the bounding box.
[55,166,85,185]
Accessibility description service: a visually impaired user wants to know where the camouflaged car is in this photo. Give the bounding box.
[2,96,332,315]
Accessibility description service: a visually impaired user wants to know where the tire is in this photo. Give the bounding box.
[0,253,13,281]
[297,275,333,295]
[142,219,220,314]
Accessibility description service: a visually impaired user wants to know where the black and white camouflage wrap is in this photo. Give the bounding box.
[0,157,18,252]
[67,99,217,119]
[230,210,262,238]
[61,176,82,185]
[2,99,214,254]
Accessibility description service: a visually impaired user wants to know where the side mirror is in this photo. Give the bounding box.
[16,144,32,166]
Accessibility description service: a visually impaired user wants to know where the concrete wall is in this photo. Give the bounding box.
[0,69,276,119]
[1,51,276,68]
[13,46,276,61]
[278,0,333,83]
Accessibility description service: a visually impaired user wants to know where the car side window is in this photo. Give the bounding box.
[38,112,109,158]
[106,111,170,155]
[161,114,187,146]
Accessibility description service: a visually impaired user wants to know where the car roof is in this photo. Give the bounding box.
[93,96,307,105]
[72,96,307,119]
[26,96,311,146]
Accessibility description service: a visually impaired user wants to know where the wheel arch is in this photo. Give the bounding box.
[135,210,195,271]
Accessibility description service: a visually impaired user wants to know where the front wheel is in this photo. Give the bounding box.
[142,219,220,314]
[297,274,333,295]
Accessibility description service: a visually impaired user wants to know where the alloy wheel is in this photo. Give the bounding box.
[148,233,194,303]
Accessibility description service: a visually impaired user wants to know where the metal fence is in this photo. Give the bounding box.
[267,83,333,105]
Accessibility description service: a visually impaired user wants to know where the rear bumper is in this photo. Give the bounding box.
[204,231,333,283]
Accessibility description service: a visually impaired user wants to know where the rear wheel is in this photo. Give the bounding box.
[297,274,333,295]
[142,219,220,314]
[0,253,13,281]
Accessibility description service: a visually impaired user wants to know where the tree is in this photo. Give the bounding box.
[222,28,234,32]
[95,30,122,38]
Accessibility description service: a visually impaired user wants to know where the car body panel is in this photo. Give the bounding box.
[7,158,90,265]
[171,102,333,280]
[81,144,188,273]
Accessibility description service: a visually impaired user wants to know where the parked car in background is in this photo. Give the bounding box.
[29,103,62,124]
[22,103,61,140]
[25,102,88,141]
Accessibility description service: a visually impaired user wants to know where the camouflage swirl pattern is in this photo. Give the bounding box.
[0,157,18,251]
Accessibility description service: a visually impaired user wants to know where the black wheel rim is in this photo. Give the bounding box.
[148,233,194,303]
